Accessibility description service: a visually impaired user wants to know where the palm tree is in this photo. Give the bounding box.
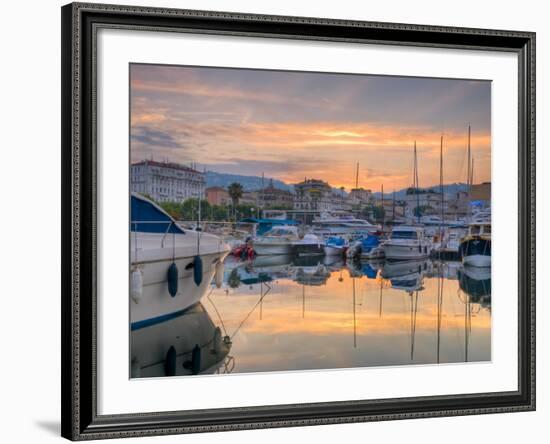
[227,182,243,207]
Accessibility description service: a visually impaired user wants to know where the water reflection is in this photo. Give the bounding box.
[132,256,491,377]
[131,303,234,378]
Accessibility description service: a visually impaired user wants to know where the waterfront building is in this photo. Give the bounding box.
[239,191,259,206]
[259,180,294,209]
[470,182,491,209]
[403,189,449,217]
[205,186,230,206]
[130,160,206,203]
[293,179,334,212]
[347,187,373,206]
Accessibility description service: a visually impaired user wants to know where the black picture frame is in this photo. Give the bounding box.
[61,2,536,440]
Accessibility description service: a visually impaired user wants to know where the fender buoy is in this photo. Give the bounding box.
[167,263,178,297]
[130,268,143,304]
[193,256,203,286]
[164,346,177,376]
[191,344,201,375]
[214,260,224,288]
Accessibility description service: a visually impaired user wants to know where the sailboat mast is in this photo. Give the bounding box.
[439,135,444,238]
[261,172,265,212]
[392,190,396,223]
[355,162,359,189]
[467,125,471,221]
[414,141,420,223]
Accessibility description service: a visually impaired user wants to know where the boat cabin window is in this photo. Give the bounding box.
[483,225,491,235]
[391,231,419,240]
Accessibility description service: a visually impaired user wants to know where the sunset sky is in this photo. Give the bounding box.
[130,64,491,191]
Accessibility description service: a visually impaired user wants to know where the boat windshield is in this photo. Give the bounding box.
[391,231,418,240]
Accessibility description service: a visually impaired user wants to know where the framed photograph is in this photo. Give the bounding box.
[61,2,536,440]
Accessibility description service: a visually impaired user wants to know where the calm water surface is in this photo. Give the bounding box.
[131,255,491,378]
[206,255,491,374]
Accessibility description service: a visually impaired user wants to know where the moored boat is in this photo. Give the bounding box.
[252,226,301,255]
[346,234,385,260]
[324,236,348,256]
[459,222,491,267]
[312,213,380,237]
[383,225,431,260]
[130,193,230,329]
[292,233,324,256]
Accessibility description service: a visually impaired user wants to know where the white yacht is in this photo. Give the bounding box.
[383,225,432,260]
[252,226,301,255]
[312,213,379,237]
[130,193,230,329]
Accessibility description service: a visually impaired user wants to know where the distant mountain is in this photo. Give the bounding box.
[206,171,470,199]
[373,183,469,200]
[205,171,293,192]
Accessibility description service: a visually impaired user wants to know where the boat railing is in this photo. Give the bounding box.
[131,220,256,249]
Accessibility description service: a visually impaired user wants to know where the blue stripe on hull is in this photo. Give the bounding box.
[131,303,199,331]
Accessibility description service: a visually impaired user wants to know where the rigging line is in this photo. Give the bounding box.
[230,282,272,340]
[206,287,227,336]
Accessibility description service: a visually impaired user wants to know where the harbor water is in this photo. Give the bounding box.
[131,254,491,377]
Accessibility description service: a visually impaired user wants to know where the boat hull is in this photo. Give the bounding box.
[131,250,228,327]
[293,244,324,256]
[459,237,491,267]
[253,243,293,255]
[324,245,345,256]
[384,243,430,260]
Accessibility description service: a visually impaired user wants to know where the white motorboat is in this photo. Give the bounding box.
[292,233,324,256]
[252,226,301,255]
[323,236,348,256]
[130,193,230,328]
[383,225,432,260]
[312,213,380,237]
